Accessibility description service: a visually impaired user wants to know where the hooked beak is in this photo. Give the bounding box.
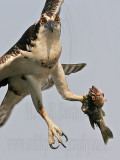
[45,21,56,32]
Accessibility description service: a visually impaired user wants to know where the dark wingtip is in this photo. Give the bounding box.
[80,63,87,70]
[82,63,87,67]
[78,63,87,69]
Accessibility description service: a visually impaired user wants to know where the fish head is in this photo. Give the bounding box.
[88,86,105,108]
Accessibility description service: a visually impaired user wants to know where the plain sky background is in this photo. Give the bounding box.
[0,0,120,159]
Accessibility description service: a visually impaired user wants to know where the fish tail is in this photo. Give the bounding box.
[98,119,113,144]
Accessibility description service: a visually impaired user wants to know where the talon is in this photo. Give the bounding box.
[62,132,68,142]
[60,141,66,148]
[49,144,60,149]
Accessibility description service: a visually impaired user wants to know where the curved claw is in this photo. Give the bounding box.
[62,132,68,142]
[49,144,60,150]
[60,141,66,148]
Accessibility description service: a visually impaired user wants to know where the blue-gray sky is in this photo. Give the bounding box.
[0,0,120,159]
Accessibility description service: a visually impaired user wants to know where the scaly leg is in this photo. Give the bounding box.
[26,75,68,149]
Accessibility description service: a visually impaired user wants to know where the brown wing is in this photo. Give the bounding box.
[0,23,40,87]
[42,0,64,16]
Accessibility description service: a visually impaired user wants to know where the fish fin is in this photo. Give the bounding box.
[98,119,113,144]
[102,110,105,116]
[89,118,95,129]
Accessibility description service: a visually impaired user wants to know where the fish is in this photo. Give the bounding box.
[81,86,113,144]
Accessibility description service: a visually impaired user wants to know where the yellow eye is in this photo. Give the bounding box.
[55,17,60,23]
[40,18,47,25]
[92,96,95,101]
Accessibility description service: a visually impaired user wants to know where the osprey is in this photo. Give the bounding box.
[0,0,86,149]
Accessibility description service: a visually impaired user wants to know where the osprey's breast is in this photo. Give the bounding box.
[29,32,62,68]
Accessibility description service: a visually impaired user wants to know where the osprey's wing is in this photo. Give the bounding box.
[0,50,24,82]
[0,88,25,127]
[41,63,86,91]
[41,75,54,91]
[0,24,40,84]
[42,0,64,16]
[62,63,86,75]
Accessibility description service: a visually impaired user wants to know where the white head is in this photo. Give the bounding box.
[36,0,64,37]
[38,13,61,36]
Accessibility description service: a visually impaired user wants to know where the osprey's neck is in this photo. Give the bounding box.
[24,27,62,63]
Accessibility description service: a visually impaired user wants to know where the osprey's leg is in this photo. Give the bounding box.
[0,88,24,126]
[51,61,84,102]
[26,75,68,149]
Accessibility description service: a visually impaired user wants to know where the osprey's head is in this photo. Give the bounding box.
[38,14,61,34]
[37,0,64,35]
